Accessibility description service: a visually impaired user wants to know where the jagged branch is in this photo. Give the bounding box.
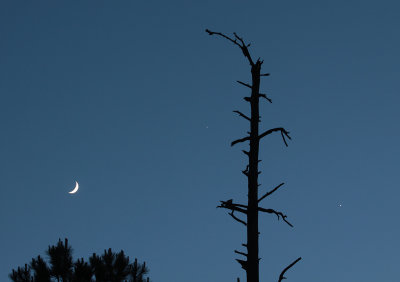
[205,29,255,66]
[230,202,248,209]
[258,183,285,203]
[233,110,251,122]
[237,80,252,89]
[234,32,255,66]
[231,135,251,147]
[258,207,293,227]
[217,200,248,214]
[281,130,290,147]
[241,165,250,176]
[236,80,272,104]
[229,211,247,226]
[259,93,272,103]
[236,259,248,270]
[258,127,291,147]
[234,250,248,257]
[278,257,302,282]
[243,97,251,103]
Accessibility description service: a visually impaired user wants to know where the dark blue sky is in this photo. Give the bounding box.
[1,1,399,281]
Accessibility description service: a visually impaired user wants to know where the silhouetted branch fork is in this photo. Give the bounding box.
[205,29,255,66]
[217,200,247,214]
[242,165,249,176]
[237,80,252,89]
[233,32,247,48]
[258,207,293,227]
[259,93,272,103]
[231,135,251,146]
[278,257,302,282]
[233,110,251,121]
[229,211,247,226]
[234,250,248,257]
[233,32,255,66]
[258,127,291,146]
[281,130,291,147]
[237,79,272,103]
[231,202,248,209]
[236,259,248,270]
[242,150,249,156]
[206,29,241,48]
[258,183,285,203]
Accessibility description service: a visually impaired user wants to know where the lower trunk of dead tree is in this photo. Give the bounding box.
[246,61,262,282]
[246,205,259,282]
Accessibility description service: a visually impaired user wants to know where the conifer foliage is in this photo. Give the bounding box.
[9,238,150,282]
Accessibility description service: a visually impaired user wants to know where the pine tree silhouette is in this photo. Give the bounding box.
[72,258,92,282]
[46,238,73,282]
[31,255,51,281]
[9,238,150,282]
[9,264,32,282]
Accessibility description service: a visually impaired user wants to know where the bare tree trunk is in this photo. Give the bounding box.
[247,61,261,282]
[206,29,301,282]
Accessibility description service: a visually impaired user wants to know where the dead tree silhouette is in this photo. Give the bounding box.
[206,29,301,282]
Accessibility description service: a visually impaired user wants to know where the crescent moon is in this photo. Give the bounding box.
[68,181,79,194]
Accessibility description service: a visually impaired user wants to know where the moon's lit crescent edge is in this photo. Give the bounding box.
[68,181,79,194]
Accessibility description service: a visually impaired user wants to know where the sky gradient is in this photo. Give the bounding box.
[1,1,399,281]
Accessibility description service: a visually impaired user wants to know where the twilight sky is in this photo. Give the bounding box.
[1,1,399,281]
